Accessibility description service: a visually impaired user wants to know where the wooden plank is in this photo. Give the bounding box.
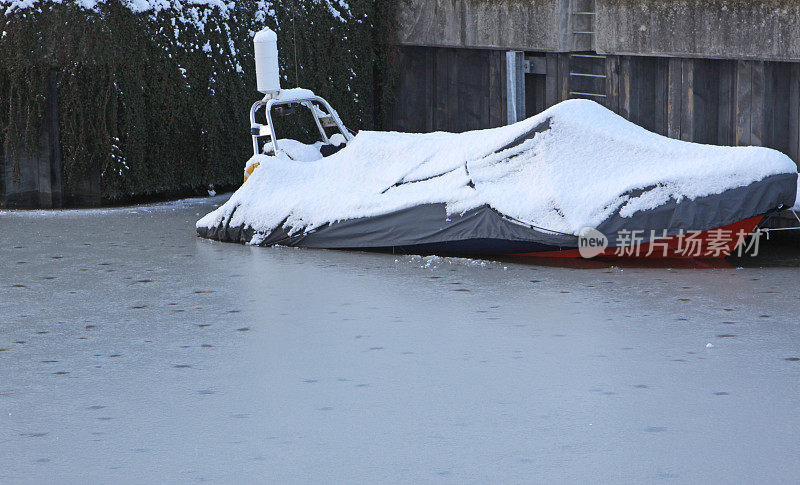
[456,49,472,131]
[424,47,435,133]
[389,47,410,131]
[789,63,800,165]
[545,53,558,108]
[680,58,694,141]
[717,60,734,146]
[447,48,462,132]
[777,63,791,155]
[488,49,504,128]
[558,53,570,102]
[633,57,658,133]
[385,47,405,130]
[628,59,640,126]
[667,57,682,139]
[735,60,752,146]
[526,70,546,117]
[690,59,718,145]
[605,55,620,114]
[385,47,401,131]
[766,62,790,155]
[432,47,448,131]
[619,56,631,120]
[525,72,538,119]
[750,61,764,146]
[535,73,546,115]
[384,48,399,131]
[391,46,434,133]
[654,58,667,136]
[485,50,493,128]
[419,47,435,132]
[463,48,492,132]
[762,62,776,151]
[501,50,509,124]
[479,50,491,130]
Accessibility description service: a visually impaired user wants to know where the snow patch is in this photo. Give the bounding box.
[273,139,324,162]
[275,87,316,102]
[400,254,494,270]
[2,0,235,31]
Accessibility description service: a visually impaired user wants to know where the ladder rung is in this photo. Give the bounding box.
[571,54,607,59]
[569,91,607,98]
[573,12,596,15]
[570,72,607,79]
[573,31,595,35]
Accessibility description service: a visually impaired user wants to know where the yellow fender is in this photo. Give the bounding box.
[244,162,260,182]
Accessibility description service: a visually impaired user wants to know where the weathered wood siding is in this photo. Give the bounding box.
[601,56,800,166]
[387,46,507,133]
[389,46,800,168]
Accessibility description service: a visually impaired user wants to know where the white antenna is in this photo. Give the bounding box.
[253,28,281,98]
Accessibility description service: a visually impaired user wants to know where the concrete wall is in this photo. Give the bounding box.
[596,1,800,61]
[399,0,800,62]
[397,0,569,52]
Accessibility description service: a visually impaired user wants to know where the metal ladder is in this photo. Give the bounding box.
[571,0,596,46]
[569,0,607,102]
[568,53,607,101]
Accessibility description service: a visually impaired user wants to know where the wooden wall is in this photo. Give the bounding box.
[600,56,800,166]
[387,46,506,133]
[389,46,800,168]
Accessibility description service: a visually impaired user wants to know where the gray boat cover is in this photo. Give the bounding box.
[197,100,798,254]
[197,173,796,252]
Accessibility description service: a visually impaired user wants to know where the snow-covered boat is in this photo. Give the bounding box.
[196,29,798,259]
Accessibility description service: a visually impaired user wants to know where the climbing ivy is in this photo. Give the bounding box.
[0,0,398,203]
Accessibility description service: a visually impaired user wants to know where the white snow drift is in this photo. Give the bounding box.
[198,99,798,242]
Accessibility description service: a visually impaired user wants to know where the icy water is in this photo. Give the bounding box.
[2,195,800,483]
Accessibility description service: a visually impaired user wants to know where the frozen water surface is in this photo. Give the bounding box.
[1,195,800,483]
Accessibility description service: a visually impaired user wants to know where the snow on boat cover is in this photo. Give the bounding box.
[197,99,798,256]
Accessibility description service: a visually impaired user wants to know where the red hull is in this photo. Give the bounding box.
[514,216,764,259]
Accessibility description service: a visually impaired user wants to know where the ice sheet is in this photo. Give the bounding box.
[4,196,800,483]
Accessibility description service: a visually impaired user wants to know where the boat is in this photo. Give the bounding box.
[196,29,799,259]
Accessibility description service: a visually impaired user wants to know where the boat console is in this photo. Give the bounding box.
[249,89,353,158]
